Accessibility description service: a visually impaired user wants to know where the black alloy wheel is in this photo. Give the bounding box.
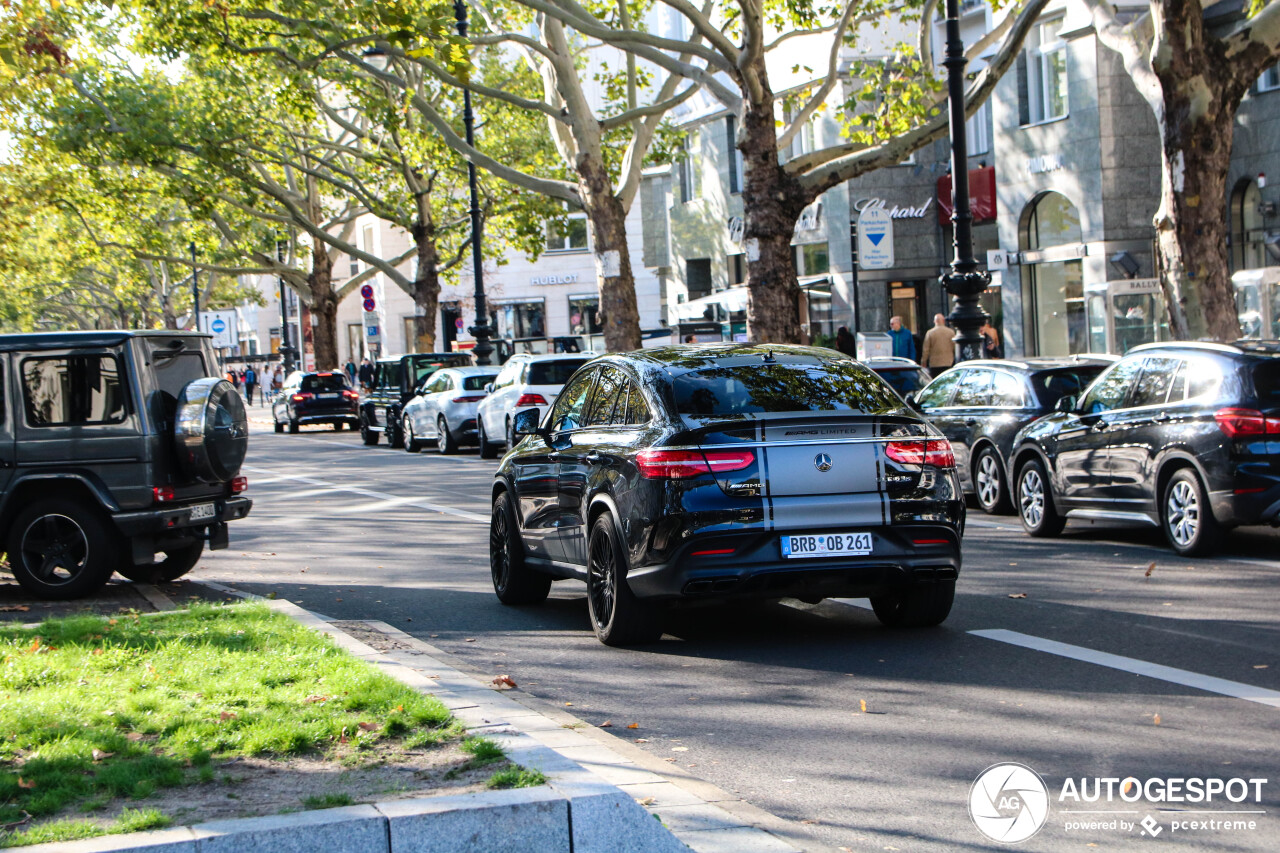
[437,417,458,455]
[586,513,662,646]
[360,413,379,446]
[973,446,1011,515]
[1162,468,1224,557]
[117,540,205,583]
[6,500,116,599]
[870,580,955,628]
[490,492,551,604]
[1017,458,1065,537]
[477,419,499,459]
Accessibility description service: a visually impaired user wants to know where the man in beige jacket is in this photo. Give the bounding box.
[920,313,956,377]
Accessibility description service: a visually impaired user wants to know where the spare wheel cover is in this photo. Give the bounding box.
[175,378,248,483]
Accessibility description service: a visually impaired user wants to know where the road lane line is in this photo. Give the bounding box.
[969,628,1280,709]
[241,465,489,523]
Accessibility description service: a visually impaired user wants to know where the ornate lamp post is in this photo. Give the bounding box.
[277,238,296,373]
[454,0,494,365]
[940,0,991,361]
[190,242,200,332]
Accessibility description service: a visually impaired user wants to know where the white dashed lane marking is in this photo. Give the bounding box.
[241,465,489,524]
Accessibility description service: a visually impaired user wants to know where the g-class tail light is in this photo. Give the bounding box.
[231,476,248,494]
[885,438,956,469]
[1214,408,1280,437]
[636,449,755,479]
[516,393,548,407]
[153,486,175,503]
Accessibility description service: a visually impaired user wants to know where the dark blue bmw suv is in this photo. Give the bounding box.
[488,345,965,645]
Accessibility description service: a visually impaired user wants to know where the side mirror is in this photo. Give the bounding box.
[906,393,924,412]
[512,407,546,442]
[1055,395,1077,414]
[484,383,495,394]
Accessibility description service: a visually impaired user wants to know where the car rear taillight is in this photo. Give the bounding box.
[342,390,359,400]
[231,476,248,494]
[516,393,548,407]
[153,486,175,503]
[636,449,755,479]
[452,395,486,404]
[1214,407,1280,437]
[291,392,314,403]
[885,439,956,469]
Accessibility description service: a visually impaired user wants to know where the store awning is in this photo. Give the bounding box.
[671,286,749,320]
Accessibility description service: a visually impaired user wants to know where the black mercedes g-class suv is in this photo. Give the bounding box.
[0,331,252,598]
[358,352,472,447]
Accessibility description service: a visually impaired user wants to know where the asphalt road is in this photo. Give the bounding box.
[196,421,1280,851]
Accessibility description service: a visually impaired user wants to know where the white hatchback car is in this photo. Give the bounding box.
[475,353,593,458]
[401,366,499,454]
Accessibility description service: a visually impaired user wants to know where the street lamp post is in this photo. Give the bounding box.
[454,0,494,366]
[940,0,991,362]
[190,242,200,332]
[277,239,295,373]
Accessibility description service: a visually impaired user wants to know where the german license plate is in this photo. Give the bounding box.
[189,503,216,521]
[781,532,872,559]
[319,393,339,399]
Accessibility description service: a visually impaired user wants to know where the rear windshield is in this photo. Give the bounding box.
[463,374,498,391]
[409,355,471,385]
[1254,361,1280,409]
[672,361,903,417]
[301,373,349,392]
[1031,367,1107,405]
[873,366,930,397]
[528,359,589,386]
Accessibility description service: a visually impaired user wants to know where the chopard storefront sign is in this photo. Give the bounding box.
[853,197,934,219]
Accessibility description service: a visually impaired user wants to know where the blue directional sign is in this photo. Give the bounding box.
[210,318,226,334]
[857,206,894,270]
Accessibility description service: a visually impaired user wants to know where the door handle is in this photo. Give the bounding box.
[1092,421,1109,432]
[585,451,602,464]
[965,419,979,427]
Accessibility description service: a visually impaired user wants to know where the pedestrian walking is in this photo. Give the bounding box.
[981,320,1003,359]
[344,359,357,385]
[270,365,284,402]
[920,314,956,378]
[834,326,856,357]
[244,366,258,406]
[358,357,374,390]
[888,316,916,362]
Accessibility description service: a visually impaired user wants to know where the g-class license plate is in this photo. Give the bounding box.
[781,532,872,559]
[189,503,216,521]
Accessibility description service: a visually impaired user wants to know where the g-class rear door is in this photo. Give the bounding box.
[0,354,15,494]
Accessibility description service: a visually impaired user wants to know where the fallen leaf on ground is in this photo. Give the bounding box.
[1255,665,1269,669]
[1145,561,1156,577]
[1123,780,1136,795]
[564,702,572,706]
[598,720,613,728]
[335,598,342,602]
[17,778,34,789]
[491,675,517,689]
[0,605,29,612]
[26,639,40,654]
[627,723,639,729]
[125,732,145,742]
[1153,713,1161,726]
[671,746,688,752]
[357,722,378,732]
[860,699,867,713]
[303,695,329,704]
[637,797,656,806]
[1008,593,1028,599]
[92,648,104,656]
[634,738,649,743]
[465,638,476,643]
[91,749,114,762]
[219,712,238,721]
[664,757,676,762]
[801,819,818,825]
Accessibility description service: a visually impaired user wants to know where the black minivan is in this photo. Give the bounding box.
[489,345,965,645]
[1009,341,1280,555]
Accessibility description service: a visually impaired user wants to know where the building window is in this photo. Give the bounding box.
[495,300,546,340]
[726,116,744,194]
[793,242,830,277]
[678,130,702,204]
[966,100,991,156]
[568,296,602,335]
[1018,17,1068,125]
[1231,179,1266,272]
[728,253,746,286]
[546,211,589,252]
[1260,64,1280,92]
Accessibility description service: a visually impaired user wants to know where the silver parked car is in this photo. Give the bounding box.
[475,353,593,458]
[401,366,499,454]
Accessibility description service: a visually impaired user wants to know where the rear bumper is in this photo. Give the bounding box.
[112,496,253,538]
[294,407,358,424]
[1210,480,1280,526]
[626,524,961,601]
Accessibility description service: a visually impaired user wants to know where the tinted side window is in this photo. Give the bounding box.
[494,362,521,389]
[623,383,650,425]
[549,369,596,432]
[584,367,625,427]
[301,374,350,393]
[1129,357,1181,408]
[1185,359,1221,400]
[529,359,589,386]
[1080,358,1144,414]
[952,370,992,406]
[990,372,1025,407]
[464,374,497,391]
[915,370,962,408]
[1253,361,1280,409]
[1033,367,1104,406]
[23,355,127,426]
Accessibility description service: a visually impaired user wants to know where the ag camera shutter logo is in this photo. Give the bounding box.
[969,763,1050,843]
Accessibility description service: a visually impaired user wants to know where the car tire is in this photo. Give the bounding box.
[1016,458,1065,537]
[117,540,204,583]
[586,512,663,646]
[437,417,457,455]
[288,418,299,434]
[6,499,117,600]
[274,421,284,434]
[386,411,405,449]
[477,419,499,459]
[1162,468,1223,557]
[870,580,955,628]
[404,417,422,453]
[973,446,1011,515]
[490,491,551,605]
[360,413,379,446]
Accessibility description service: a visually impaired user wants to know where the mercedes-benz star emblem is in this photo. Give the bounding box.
[814,453,832,472]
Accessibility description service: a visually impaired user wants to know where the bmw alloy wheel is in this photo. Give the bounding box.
[1019,467,1045,529]
[1165,479,1199,548]
[976,452,1002,509]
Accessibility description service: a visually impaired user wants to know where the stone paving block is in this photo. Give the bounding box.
[524,727,598,749]
[679,825,802,853]
[192,804,387,853]
[616,781,707,808]
[566,789,690,853]
[22,828,197,853]
[650,802,750,833]
[378,787,569,853]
